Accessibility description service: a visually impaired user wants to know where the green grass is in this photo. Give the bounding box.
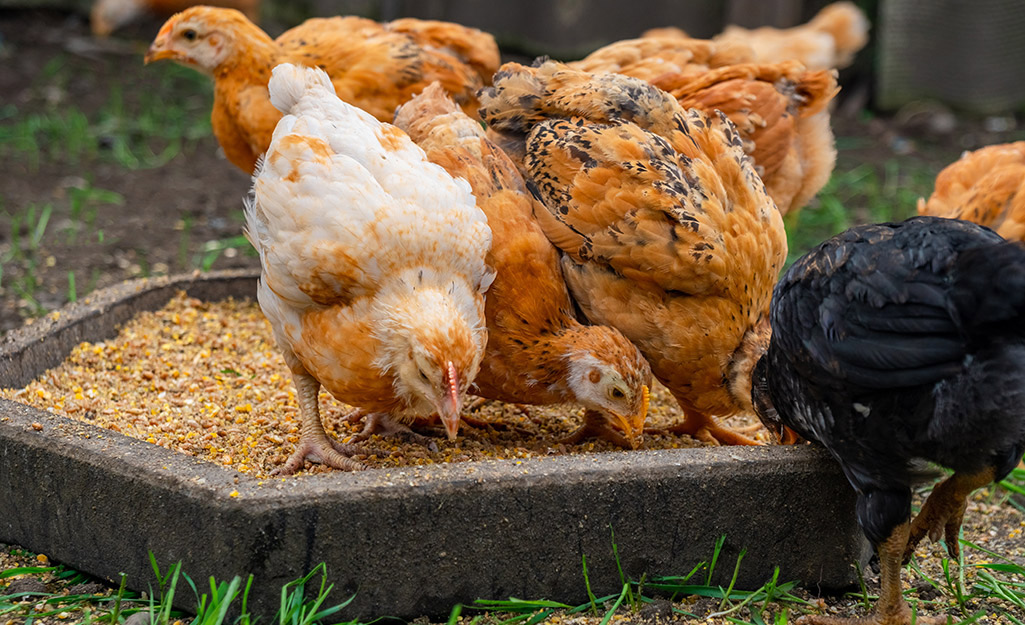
[783,155,940,267]
[0,57,213,170]
[0,555,360,625]
[3,501,1024,625]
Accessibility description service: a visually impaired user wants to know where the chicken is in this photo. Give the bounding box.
[144,7,500,173]
[568,40,840,216]
[643,1,870,71]
[479,61,788,446]
[918,142,1025,242]
[752,216,1025,625]
[245,63,494,473]
[91,0,259,37]
[394,83,653,449]
[568,36,755,84]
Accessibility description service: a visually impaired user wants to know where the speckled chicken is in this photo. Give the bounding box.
[569,39,840,216]
[479,61,788,445]
[145,7,499,173]
[394,83,653,448]
[644,1,870,71]
[245,64,494,473]
[753,216,1025,625]
[918,142,1025,242]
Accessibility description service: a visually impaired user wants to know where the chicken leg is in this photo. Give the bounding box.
[799,521,948,625]
[648,410,761,446]
[903,467,996,563]
[274,372,367,475]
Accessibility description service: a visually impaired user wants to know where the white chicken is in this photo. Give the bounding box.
[245,63,494,474]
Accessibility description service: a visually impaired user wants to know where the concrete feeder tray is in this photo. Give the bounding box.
[0,270,869,620]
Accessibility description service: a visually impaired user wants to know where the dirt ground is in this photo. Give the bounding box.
[1,6,1024,625]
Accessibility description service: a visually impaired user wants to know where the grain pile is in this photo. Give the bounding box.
[1,292,771,477]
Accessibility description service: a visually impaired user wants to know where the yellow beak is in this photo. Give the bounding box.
[610,384,650,450]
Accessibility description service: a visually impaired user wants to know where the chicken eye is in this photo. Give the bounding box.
[610,388,625,399]
[182,28,198,41]
[418,369,430,383]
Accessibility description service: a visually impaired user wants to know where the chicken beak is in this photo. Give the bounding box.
[144,27,177,64]
[780,425,801,445]
[437,360,462,441]
[611,384,650,450]
[144,40,174,64]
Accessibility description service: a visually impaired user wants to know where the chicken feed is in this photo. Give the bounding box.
[0,292,772,477]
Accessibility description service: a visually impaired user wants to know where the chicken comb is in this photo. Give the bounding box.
[446,360,459,400]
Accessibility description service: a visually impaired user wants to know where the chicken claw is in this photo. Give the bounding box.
[349,412,440,452]
[647,412,762,446]
[273,435,367,475]
[904,469,996,563]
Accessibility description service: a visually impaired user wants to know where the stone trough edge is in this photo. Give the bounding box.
[0,270,870,620]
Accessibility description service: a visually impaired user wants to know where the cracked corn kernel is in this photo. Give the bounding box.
[0,292,765,478]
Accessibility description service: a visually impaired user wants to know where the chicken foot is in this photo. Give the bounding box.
[647,411,761,446]
[903,467,996,563]
[797,521,948,625]
[560,409,639,449]
[467,397,532,418]
[349,412,440,452]
[274,372,367,475]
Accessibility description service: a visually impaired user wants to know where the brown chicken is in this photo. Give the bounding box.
[643,1,870,71]
[568,39,839,216]
[144,7,499,173]
[479,61,789,445]
[917,142,1025,242]
[394,83,653,448]
[91,0,259,37]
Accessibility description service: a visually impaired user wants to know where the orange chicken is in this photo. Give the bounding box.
[394,83,653,449]
[246,64,494,473]
[91,0,259,37]
[145,7,499,173]
[568,40,840,216]
[568,36,755,83]
[653,60,839,216]
[917,142,1025,242]
[643,1,870,71]
[479,61,788,445]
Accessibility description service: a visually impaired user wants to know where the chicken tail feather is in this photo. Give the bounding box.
[268,62,337,115]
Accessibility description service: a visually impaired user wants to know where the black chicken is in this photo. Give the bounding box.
[752,216,1025,625]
